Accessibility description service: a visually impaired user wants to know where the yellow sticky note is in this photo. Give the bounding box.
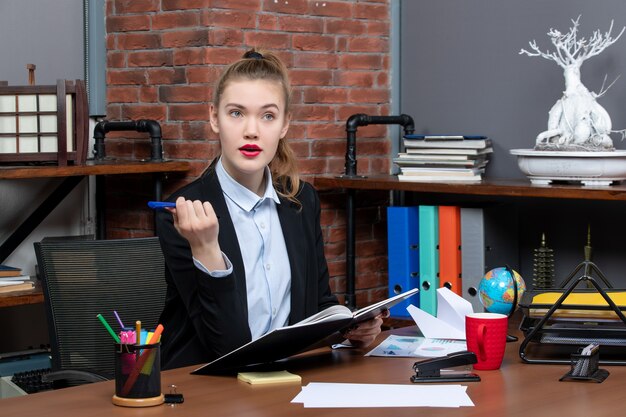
[237,370,301,385]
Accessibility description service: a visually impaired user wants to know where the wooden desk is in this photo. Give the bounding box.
[2,326,625,417]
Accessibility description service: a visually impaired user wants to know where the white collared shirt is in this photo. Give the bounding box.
[194,158,291,340]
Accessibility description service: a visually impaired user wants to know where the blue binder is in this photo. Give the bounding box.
[418,205,439,316]
[386,207,420,317]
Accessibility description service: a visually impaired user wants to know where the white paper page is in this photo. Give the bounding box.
[407,305,465,339]
[365,335,425,357]
[0,280,26,286]
[291,382,474,408]
[414,338,467,358]
[436,287,473,334]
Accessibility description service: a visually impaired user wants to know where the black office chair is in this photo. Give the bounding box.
[34,236,166,387]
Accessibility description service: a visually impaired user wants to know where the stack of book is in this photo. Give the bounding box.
[393,135,493,182]
[0,265,34,294]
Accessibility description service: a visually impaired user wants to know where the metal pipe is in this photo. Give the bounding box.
[93,119,163,161]
[342,114,415,309]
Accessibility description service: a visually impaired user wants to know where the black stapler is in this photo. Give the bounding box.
[411,351,481,383]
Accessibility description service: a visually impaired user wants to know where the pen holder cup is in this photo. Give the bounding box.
[559,347,609,383]
[112,343,164,407]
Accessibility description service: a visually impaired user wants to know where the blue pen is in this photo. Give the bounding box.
[147,201,176,210]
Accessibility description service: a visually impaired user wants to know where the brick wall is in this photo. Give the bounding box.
[104,0,391,307]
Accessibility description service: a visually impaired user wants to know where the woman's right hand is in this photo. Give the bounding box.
[170,196,226,270]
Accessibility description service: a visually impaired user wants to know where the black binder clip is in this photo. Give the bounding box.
[411,351,481,383]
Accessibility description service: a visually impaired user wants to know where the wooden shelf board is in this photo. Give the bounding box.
[0,159,190,180]
[313,175,626,202]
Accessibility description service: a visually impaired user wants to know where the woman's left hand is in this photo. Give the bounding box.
[343,310,390,348]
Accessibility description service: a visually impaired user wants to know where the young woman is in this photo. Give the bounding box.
[156,49,383,370]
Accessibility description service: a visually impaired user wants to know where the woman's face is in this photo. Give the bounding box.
[210,78,290,192]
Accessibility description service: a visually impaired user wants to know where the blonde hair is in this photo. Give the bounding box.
[214,49,301,204]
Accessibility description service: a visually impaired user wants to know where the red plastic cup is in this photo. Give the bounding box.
[465,312,508,370]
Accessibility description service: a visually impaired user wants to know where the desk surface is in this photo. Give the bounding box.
[2,325,625,417]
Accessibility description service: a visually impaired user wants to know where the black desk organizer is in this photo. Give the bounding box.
[559,346,609,383]
[518,257,626,365]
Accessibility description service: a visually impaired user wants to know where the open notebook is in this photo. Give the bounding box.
[192,288,419,374]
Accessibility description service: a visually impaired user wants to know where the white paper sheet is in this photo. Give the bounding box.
[407,287,473,340]
[413,338,467,358]
[365,335,425,357]
[291,382,474,408]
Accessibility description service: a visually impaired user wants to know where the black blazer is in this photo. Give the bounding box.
[155,168,338,370]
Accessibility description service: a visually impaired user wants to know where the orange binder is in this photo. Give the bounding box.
[438,206,462,295]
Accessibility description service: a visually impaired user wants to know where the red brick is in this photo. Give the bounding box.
[349,88,389,104]
[108,70,147,85]
[326,19,367,35]
[121,104,167,121]
[211,0,260,10]
[174,48,208,65]
[298,158,327,174]
[205,48,245,65]
[139,86,158,102]
[291,105,334,121]
[168,103,211,121]
[147,68,187,84]
[258,14,278,30]
[160,85,211,103]
[293,53,338,69]
[367,21,390,37]
[186,66,222,84]
[162,0,210,10]
[309,1,352,18]
[290,69,332,86]
[180,122,214,140]
[114,0,159,14]
[348,37,388,53]
[334,71,375,87]
[339,54,384,70]
[263,0,308,14]
[288,140,310,158]
[128,50,174,67]
[311,139,344,156]
[355,3,389,20]
[244,32,291,50]
[209,28,244,46]
[107,15,151,32]
[162,30,210,48]
[151,12,200,30]
[107,86,139,103]
[202,10,256,29]
[117,33,161,50]
[303,87,349,104]
[107,52,127,68]
[305,122,343,139]
[278,16,324,33]
[292,34,335,52]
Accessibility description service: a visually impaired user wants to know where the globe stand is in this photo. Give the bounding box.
[505,265,519,343]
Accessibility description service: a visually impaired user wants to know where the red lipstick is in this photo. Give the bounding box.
[239,143,262,157]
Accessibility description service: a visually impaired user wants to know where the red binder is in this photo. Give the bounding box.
[438,206,462,295]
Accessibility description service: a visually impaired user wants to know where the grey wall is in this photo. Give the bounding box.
[399,1,626,287]
[400,0,626,179]
[0,0,87,355]
[0,0,84,84]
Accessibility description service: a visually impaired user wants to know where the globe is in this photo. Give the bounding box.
[478,267,526,315]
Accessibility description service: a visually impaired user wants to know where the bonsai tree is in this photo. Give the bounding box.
[520,16,625,151]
